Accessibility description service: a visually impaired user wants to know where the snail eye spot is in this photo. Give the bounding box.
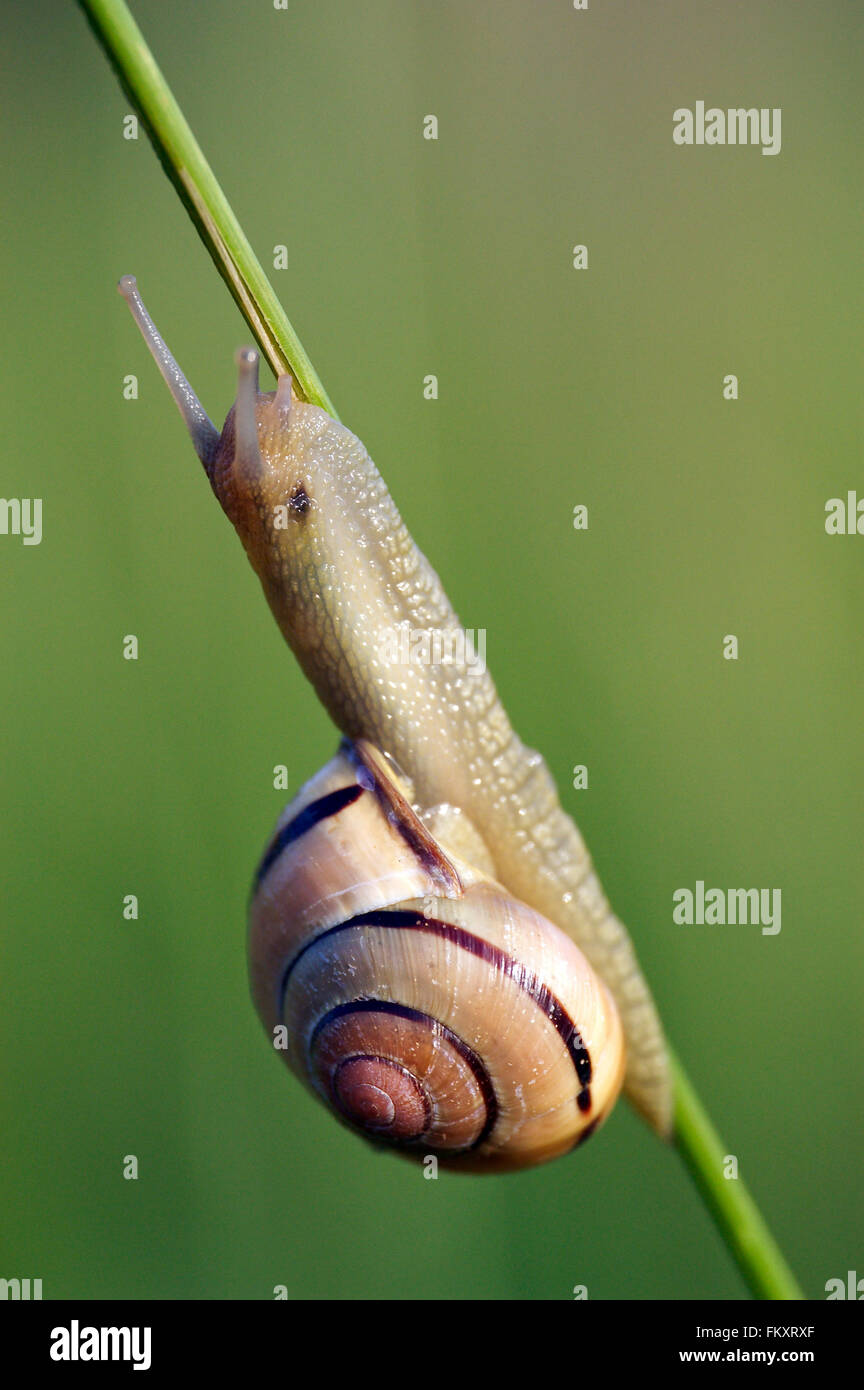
[289,484,312,516]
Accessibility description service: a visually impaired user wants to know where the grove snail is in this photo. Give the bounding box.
[249,737,625,1168]
[119,275,673,1168]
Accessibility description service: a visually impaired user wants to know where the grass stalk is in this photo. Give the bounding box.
[79,0,337,415]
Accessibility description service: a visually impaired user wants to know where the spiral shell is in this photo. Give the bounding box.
[248,740,626,1171]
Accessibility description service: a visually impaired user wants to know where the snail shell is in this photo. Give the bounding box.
[248,740,626,1171]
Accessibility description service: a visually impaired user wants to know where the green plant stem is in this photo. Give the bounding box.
[670,1048,803,1299]
[79,0,337,416]
[78,0,805,1303]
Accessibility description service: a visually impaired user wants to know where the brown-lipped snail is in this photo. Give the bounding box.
[118,275,673,1167]
[248,738,625,1169]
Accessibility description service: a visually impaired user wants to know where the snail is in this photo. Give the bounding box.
[249,738,625,1168]
[118,274,673,1167]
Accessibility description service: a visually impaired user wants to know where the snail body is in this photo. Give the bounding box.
[119,275,673,1155]
[249,739,625,1169]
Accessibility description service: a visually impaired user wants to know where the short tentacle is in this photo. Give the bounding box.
[275,372,294,427]
[233,347,263,480]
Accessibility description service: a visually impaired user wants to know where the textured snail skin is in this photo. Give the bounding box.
[118,276,671,1138]
[214,394,671,1137]
[249,741,626,1170]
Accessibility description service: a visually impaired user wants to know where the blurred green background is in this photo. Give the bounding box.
[1,0,861,1300]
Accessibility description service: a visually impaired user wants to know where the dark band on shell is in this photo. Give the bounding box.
[281,908,594,1138]
[254,781,363,888]
[254,739,462,897]
[345,739,463,896]
[310,999,498,1150]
